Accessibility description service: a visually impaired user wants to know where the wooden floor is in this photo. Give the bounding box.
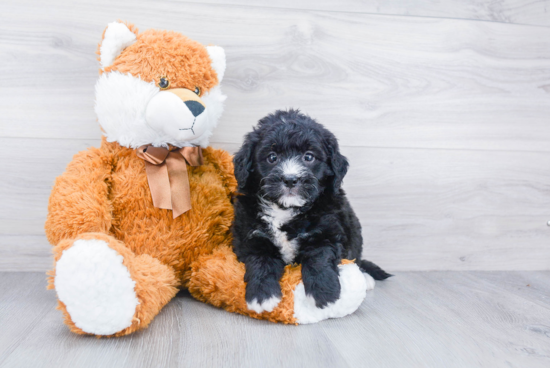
[1,272,549,368]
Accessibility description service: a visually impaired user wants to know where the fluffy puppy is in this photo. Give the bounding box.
[232,109,391,313]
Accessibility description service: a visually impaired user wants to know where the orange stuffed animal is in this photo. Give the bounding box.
[45,21,373,337]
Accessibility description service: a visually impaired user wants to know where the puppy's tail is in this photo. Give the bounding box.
[358,259,392,280]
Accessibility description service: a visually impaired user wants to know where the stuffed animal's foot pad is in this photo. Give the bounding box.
[364,272,375,291]
[54,239,139,335]
[293,263,371,324]
[247,296,281,314]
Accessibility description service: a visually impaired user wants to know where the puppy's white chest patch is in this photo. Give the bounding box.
[259,200,299,264]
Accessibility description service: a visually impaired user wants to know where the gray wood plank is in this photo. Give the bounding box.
[1,138,549,271]
[0,138,101,236]
[465,271,550,310]
[345,146,550,271]
[1,272,550,368]
[320,271,550,368]
[0,273,56,366]
[181,0,550,27]
[1,1,550,152]
[0,235,52,272]
[0,274,348,368]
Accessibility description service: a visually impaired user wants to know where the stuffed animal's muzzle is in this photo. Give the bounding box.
[145,88,208,141]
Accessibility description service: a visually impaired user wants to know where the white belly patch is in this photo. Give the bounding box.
[259,200,299,264]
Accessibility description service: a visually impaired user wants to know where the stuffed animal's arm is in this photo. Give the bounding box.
[188,246,371,325]
[203,147,238,196]
[45,147,114,245]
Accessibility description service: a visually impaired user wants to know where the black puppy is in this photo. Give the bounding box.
[232,109,390,313]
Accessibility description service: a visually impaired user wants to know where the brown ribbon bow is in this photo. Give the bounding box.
[136,145,203,219]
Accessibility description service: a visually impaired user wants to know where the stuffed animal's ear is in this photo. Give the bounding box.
[326,136,349,193]
[99,21,138,69]
[233,130,259,192]
[207,46,226,83]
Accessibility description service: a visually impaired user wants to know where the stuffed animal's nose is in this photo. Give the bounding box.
[283,175,299,188]
[184,100,205,117]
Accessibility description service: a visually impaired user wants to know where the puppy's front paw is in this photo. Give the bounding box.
[245,280,282,313]
[247,296,281,313]
[294,263,369,324]
[303,268,341,309]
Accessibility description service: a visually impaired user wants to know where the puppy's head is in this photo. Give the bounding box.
[234,109,348,208]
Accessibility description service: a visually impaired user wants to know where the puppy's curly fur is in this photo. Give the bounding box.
[232,109,390,312]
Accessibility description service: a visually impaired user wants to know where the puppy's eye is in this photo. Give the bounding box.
[303,152,315,162]
[267,152,278,164]
[194,86,201,96]
[159,77,170,89]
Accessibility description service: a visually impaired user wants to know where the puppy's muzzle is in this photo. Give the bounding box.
[282,174,300,188]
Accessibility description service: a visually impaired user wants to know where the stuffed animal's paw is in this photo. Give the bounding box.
[293,263,372,324]
[189,247,374,324]
[50,233,179,336]
[54,238,139,335]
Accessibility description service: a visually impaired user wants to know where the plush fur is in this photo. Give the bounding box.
[98,23,219,92]
[46,22,242,336]
[232,109,391,311]
[94,22,226,148]
[46,141,238,335]
[95,72,226,148]
[54,238,139,335]
[99,22,137,69]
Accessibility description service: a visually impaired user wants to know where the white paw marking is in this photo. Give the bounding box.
[246,296,282,314]
[293,263,371,324]
[55,239,139,335]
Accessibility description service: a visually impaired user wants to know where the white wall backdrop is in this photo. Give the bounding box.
[1,0,549,271]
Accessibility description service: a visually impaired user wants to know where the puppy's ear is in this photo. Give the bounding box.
[233,130,260,192]
[326,137,349,193]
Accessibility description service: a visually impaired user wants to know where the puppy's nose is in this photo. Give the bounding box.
[283,175,299,188]
[184,100,205,117]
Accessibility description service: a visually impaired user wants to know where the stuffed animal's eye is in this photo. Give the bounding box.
[267,152,277,164]
[159,77,170,89]
[194,86,201,95]
[303,152,315,162]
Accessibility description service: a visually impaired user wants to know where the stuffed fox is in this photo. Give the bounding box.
[45,21,372,337]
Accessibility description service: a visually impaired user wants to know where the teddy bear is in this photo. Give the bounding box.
[45,21,374,337]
